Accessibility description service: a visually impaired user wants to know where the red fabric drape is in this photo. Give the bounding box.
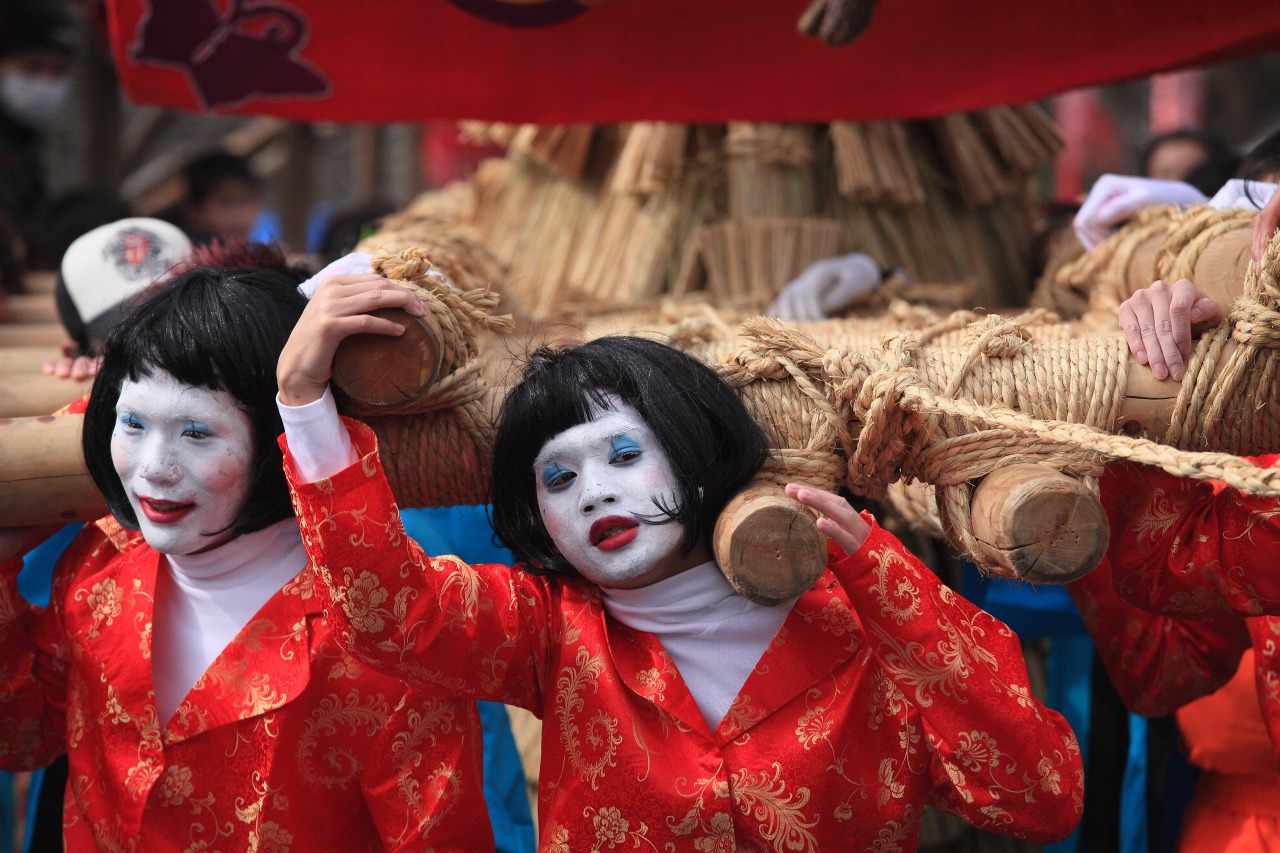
[103,0,1280,122]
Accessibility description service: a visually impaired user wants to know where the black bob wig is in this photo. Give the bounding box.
[82,265,308,538]
[490,336,770,576]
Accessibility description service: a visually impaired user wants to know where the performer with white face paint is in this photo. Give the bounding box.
[277,276,1086,851]
[0,263,495,851]
[111,376,254,557]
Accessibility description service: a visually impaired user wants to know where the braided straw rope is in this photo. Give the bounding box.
[691,227,1280,569]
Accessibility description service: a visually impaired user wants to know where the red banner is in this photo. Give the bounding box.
[103,0,1280,123]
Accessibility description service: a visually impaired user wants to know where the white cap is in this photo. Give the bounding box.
[59,217,192,327]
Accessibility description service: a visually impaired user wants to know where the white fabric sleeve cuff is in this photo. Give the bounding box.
[276,387,359,483]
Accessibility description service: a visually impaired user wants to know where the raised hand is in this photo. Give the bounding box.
[277,273,426,406]
[785,483,872,555]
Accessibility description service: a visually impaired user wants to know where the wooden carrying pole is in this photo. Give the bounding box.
[0,347,59,374]
[0,375,92,418]
[0,324,67,348]
[1,294,58,324]
[2,223,1273,603]
[0,415,105,526]
[0,315,1259,593]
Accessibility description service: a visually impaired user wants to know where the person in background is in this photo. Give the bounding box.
[0,210,22,302]
[1140,130,1241,197]
[0,0,72,229]
[1075,129,1274,253]
[44,216,192,381]
[163,151,264,245]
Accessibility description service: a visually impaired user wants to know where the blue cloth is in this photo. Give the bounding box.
[401,506,535,853]
[960,563,1086,639]
[1043,635,1094,853]
[10,524,83,853]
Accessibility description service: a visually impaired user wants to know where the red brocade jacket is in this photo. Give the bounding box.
[0,516,494,852]
[1088,456,1280,770]
[284,420,1083,852]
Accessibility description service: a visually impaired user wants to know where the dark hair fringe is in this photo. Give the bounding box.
[490,336,769,577]
[1240,126,1280,207]
[82,265,307,540]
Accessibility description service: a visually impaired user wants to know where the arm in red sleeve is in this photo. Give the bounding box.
[361,690,494,852]
[282,418,557,713]
[0,524,110,770]
[829,516,1084,844]
[1068,555,1250,717]
[1102,457,1280,617]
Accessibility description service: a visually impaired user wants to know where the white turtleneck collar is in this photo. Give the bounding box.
[166,517,307,588]
[152,518,308,723]
[600,561,795,731]
[601,560,757,631]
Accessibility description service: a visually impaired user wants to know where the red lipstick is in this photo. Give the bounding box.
[138,497,194,524]
[590,516,639,551]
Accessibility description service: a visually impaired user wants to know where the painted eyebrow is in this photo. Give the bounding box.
[610,433,642,451]
[539,461,569,485]
[534,422,646,463]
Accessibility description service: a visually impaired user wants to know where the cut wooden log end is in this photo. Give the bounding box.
[713,484,828,606]
[331,308,444,407]
[969,463,1108,583]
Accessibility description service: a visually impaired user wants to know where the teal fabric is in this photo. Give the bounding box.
[1043,635,1094,853]
[1121,715,1151,853]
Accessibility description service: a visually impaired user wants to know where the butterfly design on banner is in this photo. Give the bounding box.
[130,0,330,110]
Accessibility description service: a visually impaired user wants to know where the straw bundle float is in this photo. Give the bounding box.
[362,107,1062,321]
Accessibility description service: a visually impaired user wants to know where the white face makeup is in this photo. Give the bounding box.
[111,371,254,555]
[534,396,707,589]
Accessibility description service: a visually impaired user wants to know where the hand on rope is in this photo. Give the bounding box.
[767,253,887,322]
[277,273,428,407]
[1074,174,1207,251]
[785,483,871,555]
[1119,279,1222,381]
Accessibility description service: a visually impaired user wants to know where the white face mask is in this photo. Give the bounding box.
[534,396,699,588]
[111,371,254,555]
[1,72,69,126]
